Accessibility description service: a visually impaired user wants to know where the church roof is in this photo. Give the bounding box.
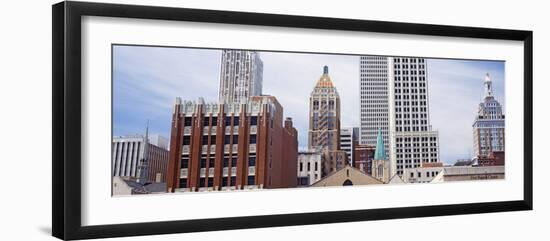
[311,165,383,187]
[374,128,387,160]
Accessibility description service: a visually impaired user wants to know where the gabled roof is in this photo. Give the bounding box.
[311,165,383,187]
[388,174,405,184]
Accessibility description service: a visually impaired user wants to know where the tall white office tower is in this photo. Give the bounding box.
[472,73,505,157]
[218,50,264,104]
[359,56,440,176]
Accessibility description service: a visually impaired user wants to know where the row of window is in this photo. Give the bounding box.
[179,175,256,188]
[181,156,256,169]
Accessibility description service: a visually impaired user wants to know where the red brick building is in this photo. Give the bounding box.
[477,151,505,166]
[166,96,298,192]
[352,142,375,174]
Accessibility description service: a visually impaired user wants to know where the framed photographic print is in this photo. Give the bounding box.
[52,0,533,240]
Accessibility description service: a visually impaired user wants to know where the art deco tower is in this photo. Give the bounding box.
[360,56,440,176]
[473,73,505,157]
[308,66,341,151]
[218,50,264,104]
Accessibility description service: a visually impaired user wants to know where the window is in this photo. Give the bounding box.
[248,156,256,166]
[222,177,228,186]
[200,159,207,168]
[224,135,231,144]
[232,135,238,144]
[202,117,210,126]
[225,117,231,126]
[208,159,215,168]
[307,162,311,171]
[223,157,229,167]
[231,158,237,167]
[230,177,236,186]
[207,178,214,187]
[179,178,187,188]
[233,117,240,126]
[202,136,209,145]
[249,134,257,144]
[299,162,303,172]
[250,116,258,125]
[211,117,218,126]
[315,162,318,171]
[199,178,205,187]
[181,159,189,168]
[184,117,192,126]
[183,136,191,145]
[247,176,255,185]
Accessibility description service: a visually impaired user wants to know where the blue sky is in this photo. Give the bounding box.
[113,45,504,164]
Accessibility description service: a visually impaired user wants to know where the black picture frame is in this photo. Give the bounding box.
[52,1,533,240]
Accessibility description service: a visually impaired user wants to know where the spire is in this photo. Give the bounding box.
[315,65,334,88]
[484,73,493,97]
[374,128,386,160]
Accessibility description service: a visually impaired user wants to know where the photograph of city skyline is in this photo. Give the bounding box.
[111,44,506,195]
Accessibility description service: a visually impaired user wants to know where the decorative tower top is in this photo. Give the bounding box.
[315,65,334,88]
[374,128,387,160]
[484,73,493,97]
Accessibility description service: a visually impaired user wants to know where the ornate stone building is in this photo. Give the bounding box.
[308,66,341,151]
[473,73,505,158]
[308,66,345,177]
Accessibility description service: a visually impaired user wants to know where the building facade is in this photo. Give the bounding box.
[218,50,264,104]
[353,142,375,174]
[340,127,360,166]
[297,150,322,186]
[477,151,505,166]
[443,166,505,182]
[166,96,298,192]
[308,66,341,152]
[359,56,440,176]
[473,73,505,158]
[112,135,169,183]
[403,165,444,183]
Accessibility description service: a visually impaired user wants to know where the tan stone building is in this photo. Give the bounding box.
[311,165,383,187]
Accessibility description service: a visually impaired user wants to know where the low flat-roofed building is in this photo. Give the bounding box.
[443,166,504,182]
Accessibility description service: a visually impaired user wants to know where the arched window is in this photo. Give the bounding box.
[378,164,384,177]
[343,179,353,186]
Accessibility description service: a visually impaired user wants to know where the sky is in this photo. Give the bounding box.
[112,45,504,164]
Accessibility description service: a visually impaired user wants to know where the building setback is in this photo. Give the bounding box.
[359,56,440,176]
[340,127,356,166]
[112,135,169,183]
[166,96,298,192]
[473,73,505,158]
[297,150,322,186]
[218,50,263,105]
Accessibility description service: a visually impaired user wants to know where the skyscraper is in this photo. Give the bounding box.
[308,66,341,151]
[473,73,505,157]
[308,66,346,176]
[218,50,264,104]
[360,56,440,176]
